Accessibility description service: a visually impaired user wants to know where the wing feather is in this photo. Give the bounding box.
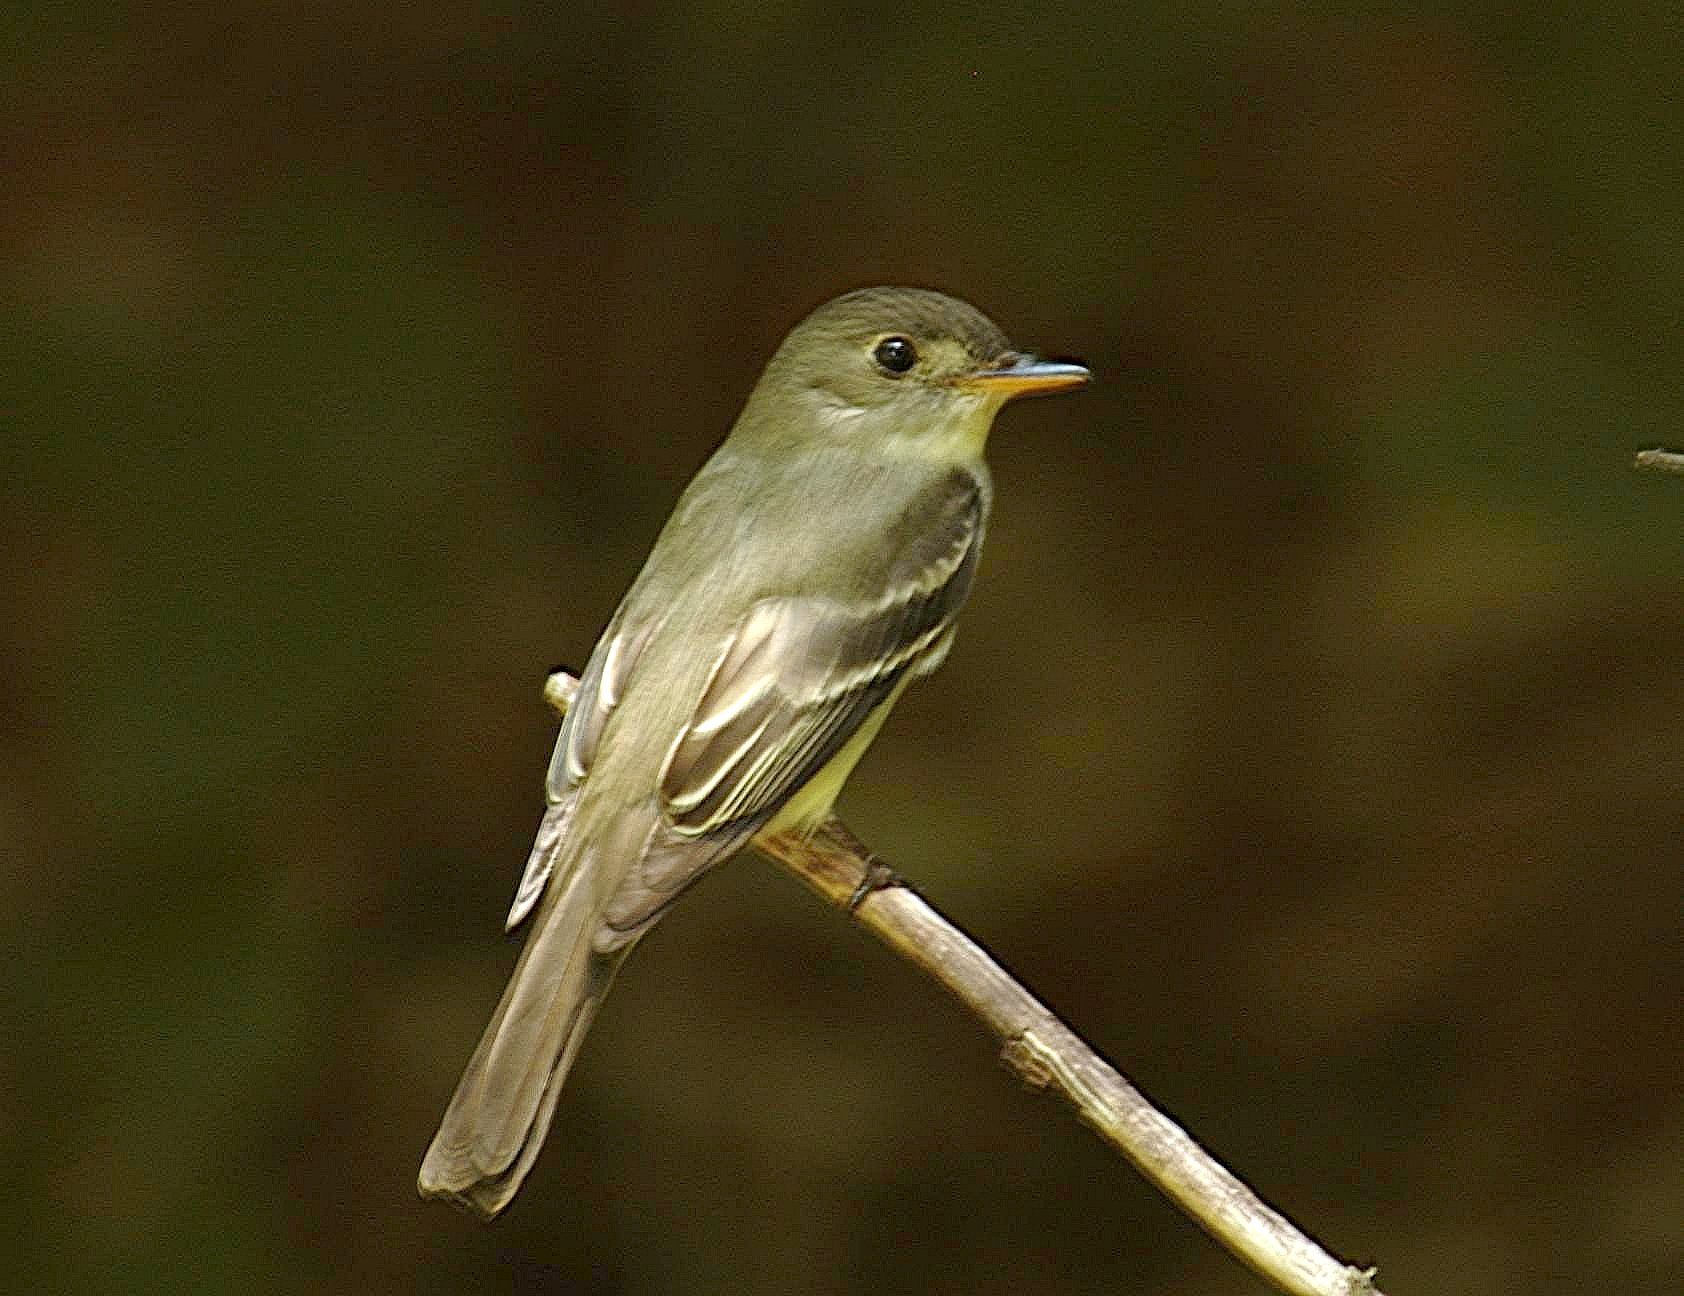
[507,606,666,930]
[516,467,988,936]
[658,471,986,845]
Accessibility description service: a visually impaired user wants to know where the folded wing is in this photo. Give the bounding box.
[626,470,987,915]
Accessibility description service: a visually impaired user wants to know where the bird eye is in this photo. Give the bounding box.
[872,336,918,375]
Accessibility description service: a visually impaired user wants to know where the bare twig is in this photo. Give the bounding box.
[1635,447,1684,475]
[543,668,1383,1296]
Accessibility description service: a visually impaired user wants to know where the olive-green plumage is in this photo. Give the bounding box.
[419,287,1088,1217]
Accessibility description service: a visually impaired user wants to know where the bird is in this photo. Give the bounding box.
[418,286,1089,1218]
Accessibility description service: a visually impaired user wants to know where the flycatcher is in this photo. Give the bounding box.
[419,286,1089,1218]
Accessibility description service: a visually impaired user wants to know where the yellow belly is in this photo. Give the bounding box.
[759,675,914,838]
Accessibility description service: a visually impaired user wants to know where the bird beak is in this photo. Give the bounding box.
[957,354,1091,399]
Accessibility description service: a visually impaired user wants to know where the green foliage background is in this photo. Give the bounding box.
[5,6,1681,1293]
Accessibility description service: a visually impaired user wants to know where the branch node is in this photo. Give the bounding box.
[1000,1032,1056,1091]
[846,858,900,913]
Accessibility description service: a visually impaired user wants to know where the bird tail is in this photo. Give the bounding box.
[417,819,621,1219]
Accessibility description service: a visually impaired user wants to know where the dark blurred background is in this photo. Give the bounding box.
[6,4,1682,1294]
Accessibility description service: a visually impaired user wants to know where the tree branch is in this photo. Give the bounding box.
[543,669,1383,1296]
[1635,447,1684,475]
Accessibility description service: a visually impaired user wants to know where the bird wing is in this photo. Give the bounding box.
[504,604,669,930]
[643,469,986,868]
[511,466,987,938]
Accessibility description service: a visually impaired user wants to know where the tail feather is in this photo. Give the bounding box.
[419,801,734,1218]
[418,844,621,1219]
